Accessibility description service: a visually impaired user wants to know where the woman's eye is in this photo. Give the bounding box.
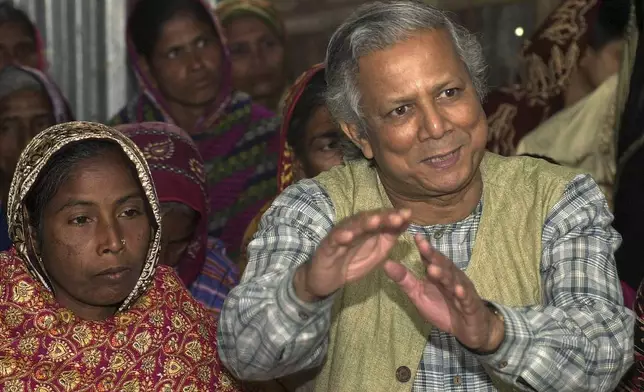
[229,44,250,56]
[261,38,279,49]
[321,139,340,151]
[166,49,180,59]
[70,216,90,226]
[120,208,141,218]
[196,38,209,49]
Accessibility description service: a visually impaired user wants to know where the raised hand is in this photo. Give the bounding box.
[293,209,412,303]
[382,234,505,352]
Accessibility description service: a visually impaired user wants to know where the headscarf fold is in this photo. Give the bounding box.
[0,121,241,391]
[116,122,209,288]
[484,0,601,155]
[216,0,286,42]
[110,0,280,261]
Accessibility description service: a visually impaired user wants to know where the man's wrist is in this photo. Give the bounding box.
[481,303,506,353]
[293,264,319,303]
[464,302,506,355]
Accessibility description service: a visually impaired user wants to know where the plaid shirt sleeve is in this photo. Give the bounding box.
[478,174,635,391]
[217,179,337,380]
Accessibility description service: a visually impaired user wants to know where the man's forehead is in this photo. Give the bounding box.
[356,30,461,82]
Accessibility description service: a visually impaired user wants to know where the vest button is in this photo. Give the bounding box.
[395,366,411,383]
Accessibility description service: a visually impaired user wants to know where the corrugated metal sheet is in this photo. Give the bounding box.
[14,0,128,121]
[13,0,218,122]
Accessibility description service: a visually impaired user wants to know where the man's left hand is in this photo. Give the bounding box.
[383,234,505,353]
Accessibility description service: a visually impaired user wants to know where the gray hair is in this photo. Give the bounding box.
[0,65,43,102]
[325,0,487,160]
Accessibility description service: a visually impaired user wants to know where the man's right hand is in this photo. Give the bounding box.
[293,208,411,303]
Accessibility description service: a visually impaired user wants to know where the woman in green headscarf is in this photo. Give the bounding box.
[216,0,288,112]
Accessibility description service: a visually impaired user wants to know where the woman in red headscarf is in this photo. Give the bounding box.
[111,0,281,264]
[239,64,344,274]
[118,122,240,318]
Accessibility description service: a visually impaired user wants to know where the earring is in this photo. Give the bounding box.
[120,239,126,246]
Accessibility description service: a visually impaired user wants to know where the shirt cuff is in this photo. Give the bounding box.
[473,303,534,379]
[276,267,336,325]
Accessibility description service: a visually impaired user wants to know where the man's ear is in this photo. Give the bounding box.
[340,121,373,159]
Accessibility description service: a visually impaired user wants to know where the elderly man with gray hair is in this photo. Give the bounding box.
[217,1,634,391]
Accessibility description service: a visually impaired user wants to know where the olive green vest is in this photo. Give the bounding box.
[312,153,579,392]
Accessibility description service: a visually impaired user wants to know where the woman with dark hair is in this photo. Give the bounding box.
[118,122,239,318]
[240,64,344,274]
[0,121,241,391]
[278,64,343,186]
[110,0,281,262]
[0,65,73,251]
[216,0,288,112]
[0,1,45,70]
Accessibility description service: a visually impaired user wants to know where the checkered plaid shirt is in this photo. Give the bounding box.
[218,174,634,391]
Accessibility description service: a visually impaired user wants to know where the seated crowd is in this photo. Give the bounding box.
[0,0,643,391]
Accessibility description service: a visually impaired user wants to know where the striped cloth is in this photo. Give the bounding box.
[190,237,240,318]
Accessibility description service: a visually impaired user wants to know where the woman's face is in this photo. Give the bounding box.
[147,12,222,108]
[0,89,54,180]
[159,203,197,268]
[0,22,39,70]
[225,15,286,104]
[36,149,151,320]
[294,105,344,180]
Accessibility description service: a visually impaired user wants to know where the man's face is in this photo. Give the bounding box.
[343,29,488,200]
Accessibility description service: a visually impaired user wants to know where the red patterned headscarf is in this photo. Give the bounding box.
[116,122,209,288]
[485,0,601,155]
[276,63,325,192]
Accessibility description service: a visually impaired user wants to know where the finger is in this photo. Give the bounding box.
[331,210,391,246]
[382,260,422,295]
[328,212,379,246]
[454,280,480,315]
[425,262,456,290]
[414,234,449,266]
[416,235,456,286]
[414,234,454,266]
[361,209,411,234]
